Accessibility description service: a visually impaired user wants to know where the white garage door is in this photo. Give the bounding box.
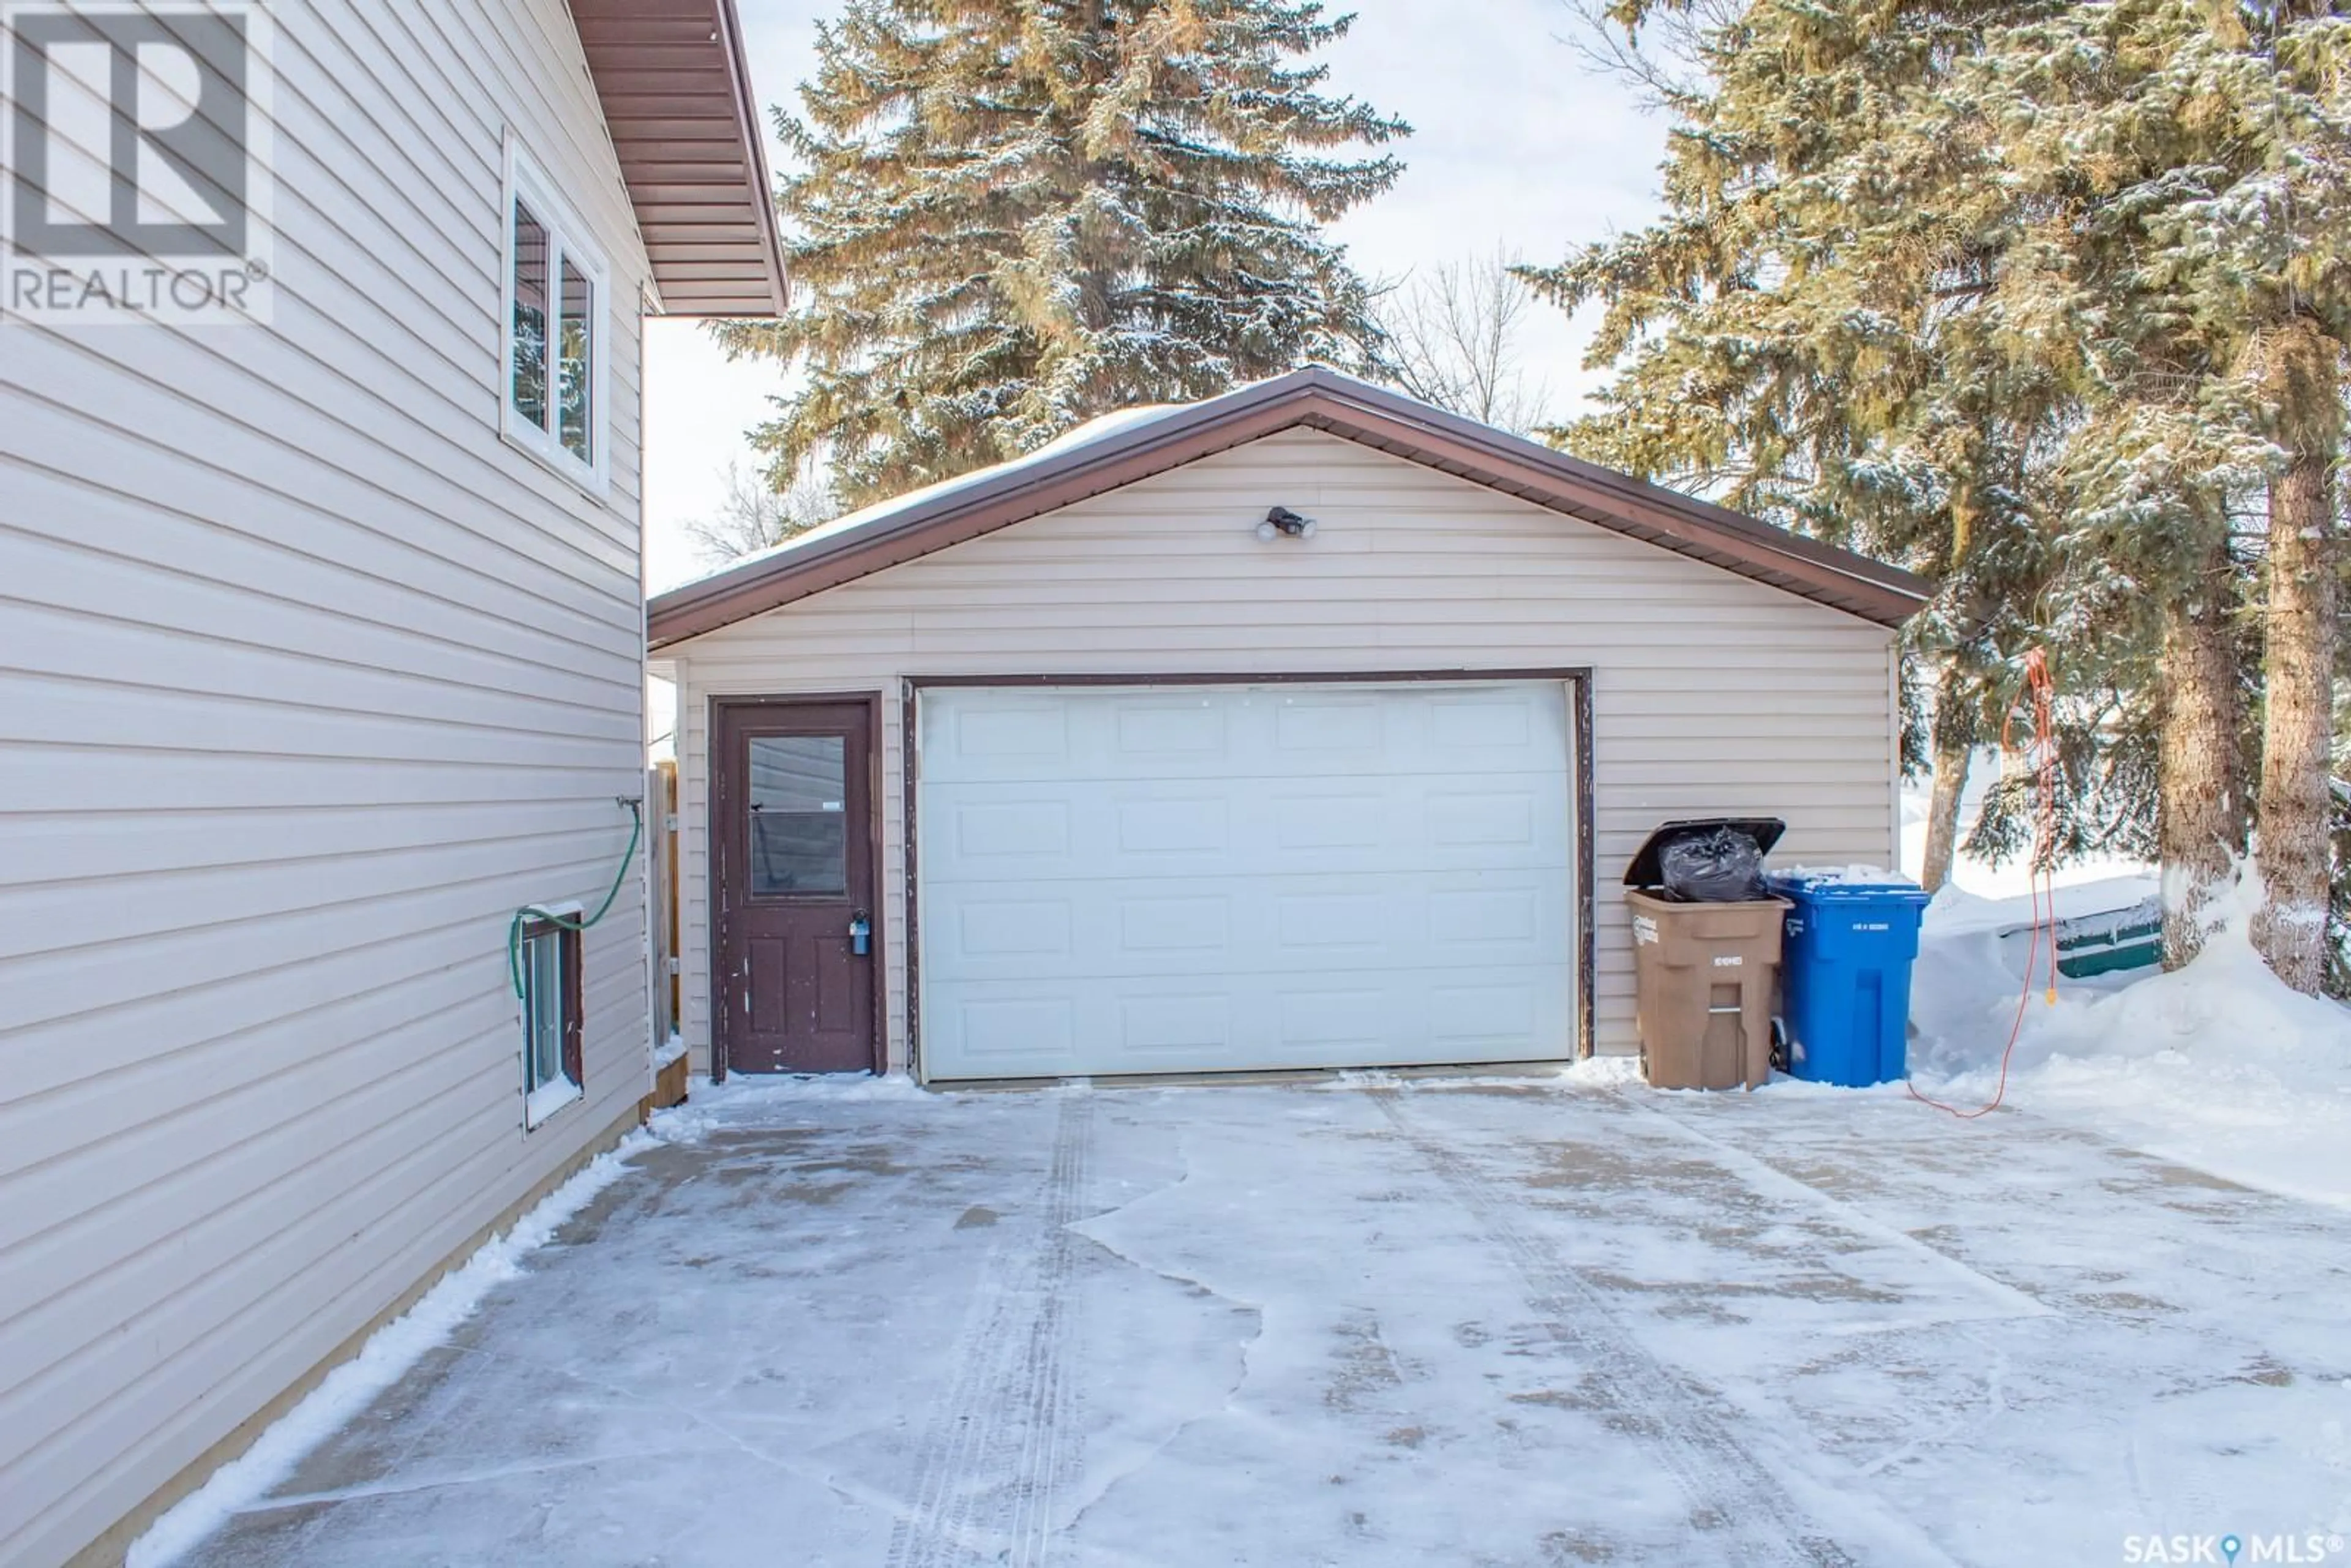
[915,681,1577,1081]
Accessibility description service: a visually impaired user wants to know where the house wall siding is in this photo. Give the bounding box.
[0,4,655,1565]
[662,429,1900,1078]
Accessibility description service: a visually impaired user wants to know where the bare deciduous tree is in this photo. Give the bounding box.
[1556,0,1747,112]
[681,461,838,566]
[1374,249,1554,435]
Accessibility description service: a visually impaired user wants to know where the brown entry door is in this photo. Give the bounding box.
[715,700,877,1075]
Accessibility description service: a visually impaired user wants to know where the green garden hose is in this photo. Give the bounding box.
[508,797,644,998]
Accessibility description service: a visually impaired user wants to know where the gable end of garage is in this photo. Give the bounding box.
[647,369,1930,650]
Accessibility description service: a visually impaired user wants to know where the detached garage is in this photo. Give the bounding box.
[649,369,1927,1083]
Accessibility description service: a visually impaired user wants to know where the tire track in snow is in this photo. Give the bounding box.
[887,1091,1093,1568]
[1004,1089,1091,1566]
[1624,1100,2056,1327]
[1368,1089,1861,1568]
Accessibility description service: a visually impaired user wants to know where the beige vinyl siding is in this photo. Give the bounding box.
[662,429,1900,1076]
[0,4,654,1566]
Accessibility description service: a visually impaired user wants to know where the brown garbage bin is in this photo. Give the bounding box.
[1624,820,1790,1091]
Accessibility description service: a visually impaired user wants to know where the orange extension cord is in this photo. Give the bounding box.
[1906,648,2060,1120]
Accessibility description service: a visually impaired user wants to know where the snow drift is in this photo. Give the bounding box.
[1907,869,2351,1209]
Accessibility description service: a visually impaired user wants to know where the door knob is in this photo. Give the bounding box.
[849,911,872,956]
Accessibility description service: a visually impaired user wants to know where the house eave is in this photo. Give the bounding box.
[568,0,787,318]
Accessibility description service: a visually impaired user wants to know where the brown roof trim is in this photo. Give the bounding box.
[569,0,788,317]
[647,368,1932,648]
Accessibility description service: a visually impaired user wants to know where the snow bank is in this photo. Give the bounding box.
[1558,1054,1646,1087]
[1339,1057,1647,1093]
[127,1132,655,1568]
[1918,876,2164,940]
[1908,871,2351,1209]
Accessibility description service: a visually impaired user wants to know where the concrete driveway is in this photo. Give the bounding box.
[173,1073,2351,1567]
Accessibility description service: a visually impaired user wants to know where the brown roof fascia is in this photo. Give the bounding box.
[708,0,786,315]
[1283,376,1931,619]
[647,369,1931,648]
[648,392,1320,647]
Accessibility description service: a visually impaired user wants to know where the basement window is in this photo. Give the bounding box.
[501,138,609,492]
[519,918,583,1128]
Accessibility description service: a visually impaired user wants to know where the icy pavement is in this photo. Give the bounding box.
[166,1074,2351,1567]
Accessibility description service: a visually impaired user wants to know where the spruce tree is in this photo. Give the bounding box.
[718,0,1407,508]
[1524,0,2074,896]
[1917,0,2351,981]
[1538,0,2351,981]
[2159,3,2346,990]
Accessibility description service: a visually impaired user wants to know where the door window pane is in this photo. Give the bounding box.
[511,200,549,432]
[749,735,848,896]
[558,255,594,462]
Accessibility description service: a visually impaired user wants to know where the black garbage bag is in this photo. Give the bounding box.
[1658,827,1768,902]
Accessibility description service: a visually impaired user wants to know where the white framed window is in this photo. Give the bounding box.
[501,137,610,493]
[519,915,583,1128]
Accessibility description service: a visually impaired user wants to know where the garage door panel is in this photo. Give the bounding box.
[950,995,1080,1071]
[924,777,1571,883]
[1427,689,1544,749]
[919,869,1568,983]
[947,799,1075,861]
[928,986,1224,1075]
[945,702,1074,767]
[1120,993,1234,1059]
[1428,789,1542,849]
[1116,699,1231,757]
[926,688,1570,785]
[1283,964,1572,1067]
[951,898,1074,961]
[918,682,1576,1080]
[1430,885,1545,944]
[1114,794,1234,858]
[1428,982,1546,1051]
[1272,792,1382,851]
[1119,893,1232,952]
[1272,692,1386,754]
[925,965,1572,1079]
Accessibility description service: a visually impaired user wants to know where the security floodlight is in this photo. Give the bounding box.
[1259,505,1316,541]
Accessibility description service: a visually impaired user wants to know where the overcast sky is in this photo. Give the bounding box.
[640,1,1670,592]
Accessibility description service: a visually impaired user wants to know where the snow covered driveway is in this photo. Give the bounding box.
[173,1075,2351,1567]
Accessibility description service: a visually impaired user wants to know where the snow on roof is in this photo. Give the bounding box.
[684,399,1192,586]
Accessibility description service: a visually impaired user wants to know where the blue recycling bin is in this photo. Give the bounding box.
[1766,872,1933,1087]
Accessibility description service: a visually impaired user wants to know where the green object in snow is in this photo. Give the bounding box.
[2049,898,2162,979]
